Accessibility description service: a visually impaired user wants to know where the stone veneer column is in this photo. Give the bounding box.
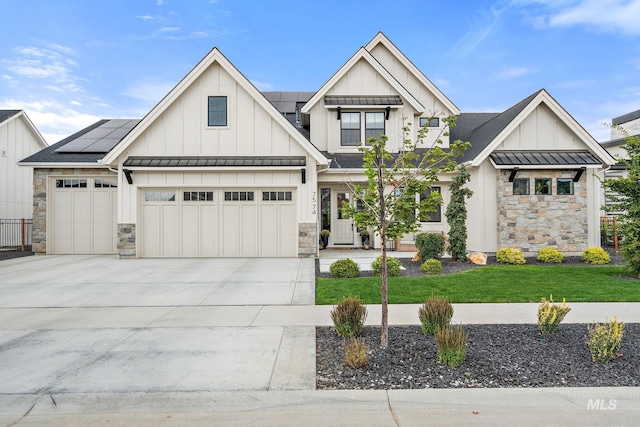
[496,170,588,254]
[117,224,136,258]
[298,223,317,257]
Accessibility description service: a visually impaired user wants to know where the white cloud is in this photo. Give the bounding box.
[452,6,504,56]
[159,26,180,32]
[513,0,640,35]
[494,66,536,78]
[138,15,156,21]
[123,80,174,106]
[251,80,274,91]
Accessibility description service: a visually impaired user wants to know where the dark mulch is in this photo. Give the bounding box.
[316,323,640,389]
[0,251,34,261]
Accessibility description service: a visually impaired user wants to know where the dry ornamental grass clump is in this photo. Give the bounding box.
[330,296,367,337]
[418,295,453,335]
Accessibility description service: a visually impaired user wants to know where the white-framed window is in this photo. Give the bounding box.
[420,117,440,128]
[56,179,87,188]
[340,111,386,146]
[145,191,176,202]
[208,96,227,127]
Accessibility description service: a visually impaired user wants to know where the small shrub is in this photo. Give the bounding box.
[371,256,401,277]
[435,324,468,366]
[420,258,443,275]
[415,233,446,262]
[418,295,453,335]
[343,337,369,368]
[496,248,526,265]
[330,258,360,278]
[581,247,611,265]
[537,247,564,264]
[330,296,367,337]
[587,317,625,364]
[537,295,571,334]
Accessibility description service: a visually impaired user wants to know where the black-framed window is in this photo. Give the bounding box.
[208,96,227,126]
[262,191,292,201]
[184,191,213,201]
[535,178,551,195]
[419,187,441,222]
[419,117,439,127]
[365,112,385,141]
[341,112,360,146]
[557,178,574,195]
[224,191,254,201]
[513,178,529,195]
[95,179,117,188]
[56,179,87,188]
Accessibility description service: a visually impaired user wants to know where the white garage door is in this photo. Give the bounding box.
[140,189,296,258]
[50,177,117,254]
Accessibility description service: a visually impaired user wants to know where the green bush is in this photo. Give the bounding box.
[435,324,468,366]
[330,258,360,278]
[330,296,367,337]
[343,337,369,368]
[418,295,453,335]
[537,295,571,334]
[537,247,564,264]
[415,233,446,262]
[587,317,625,364]
[371,256,401,277]
[581,247,611,265]
[420,258,443,275]
[496,248,526,265]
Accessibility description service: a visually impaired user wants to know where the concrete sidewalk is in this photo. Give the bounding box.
[2,255,639,426]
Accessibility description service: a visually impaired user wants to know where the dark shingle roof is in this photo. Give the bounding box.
[453,90,542,163]
[612,110,640,126]
[0,110,21,124]
[20,120,111,163]
[124,156,306,167]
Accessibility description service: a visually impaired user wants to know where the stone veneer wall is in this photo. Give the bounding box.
[118,223,136,258]
[298,223,317,257]
[32,168,115,254]
[496,169,587,254]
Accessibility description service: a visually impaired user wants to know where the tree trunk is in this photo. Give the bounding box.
[376,145,389,349]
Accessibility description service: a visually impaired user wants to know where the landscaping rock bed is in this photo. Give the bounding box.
[316,323,640,389]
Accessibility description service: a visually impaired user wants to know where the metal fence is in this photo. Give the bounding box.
[0,219,33,251]
[601,216,619,250]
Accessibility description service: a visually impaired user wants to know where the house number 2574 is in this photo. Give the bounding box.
[312,191,317,215]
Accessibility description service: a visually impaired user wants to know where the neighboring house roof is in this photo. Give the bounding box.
[0,110,21,124]
[612,109,640,126]
[300,44,425,114]
[20,119,135,165]
[101,48,328,167]
[601,133,640,149]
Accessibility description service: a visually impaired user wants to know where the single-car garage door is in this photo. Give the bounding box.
[140,188,296,257]
[50,177,118,254]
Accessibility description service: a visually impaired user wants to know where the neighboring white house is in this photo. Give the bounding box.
[20,33,615,257]
[0,110,47,219]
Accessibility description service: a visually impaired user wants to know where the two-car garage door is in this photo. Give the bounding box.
[140,188,296,257]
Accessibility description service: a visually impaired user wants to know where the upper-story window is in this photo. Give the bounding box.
[341,111,386,146]
[341,112,361,146]
[208,96,227,127]
[420,117,440,127]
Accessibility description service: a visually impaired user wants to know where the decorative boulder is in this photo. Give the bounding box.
[469,252,488,265]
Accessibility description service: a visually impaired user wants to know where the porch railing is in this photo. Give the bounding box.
[0,219,33,251]
[601,216,619,251]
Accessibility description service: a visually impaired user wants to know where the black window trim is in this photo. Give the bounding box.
[207,95,228,127]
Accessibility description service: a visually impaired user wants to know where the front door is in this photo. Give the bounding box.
[334,191,354,244]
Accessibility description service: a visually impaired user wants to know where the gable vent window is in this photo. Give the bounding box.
[262,191,292,201]
[420,117,440,127]
[224,191,254,201]
[208,96,228,126]
[56,179,87,188]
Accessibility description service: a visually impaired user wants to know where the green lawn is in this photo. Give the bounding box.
[316,265,640,304]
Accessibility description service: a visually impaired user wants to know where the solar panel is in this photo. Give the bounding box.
[55,119,140,153]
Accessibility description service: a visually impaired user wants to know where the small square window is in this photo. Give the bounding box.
[535,178,551,195]
[208,96,227,127]
[513,178,530,195]
[557,178,574,195]
[419,117,439,127]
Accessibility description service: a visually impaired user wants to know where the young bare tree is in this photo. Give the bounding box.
[342,118,469,348]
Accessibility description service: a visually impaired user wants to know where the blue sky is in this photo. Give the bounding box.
[1,0,639,144]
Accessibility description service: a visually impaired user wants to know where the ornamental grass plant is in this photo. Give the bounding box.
[537,295,571,334]
[330,296,367,337]
[587,317,625,364]
[435,324,468,366]
[343,337,369,369]
[418,295,453,335]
